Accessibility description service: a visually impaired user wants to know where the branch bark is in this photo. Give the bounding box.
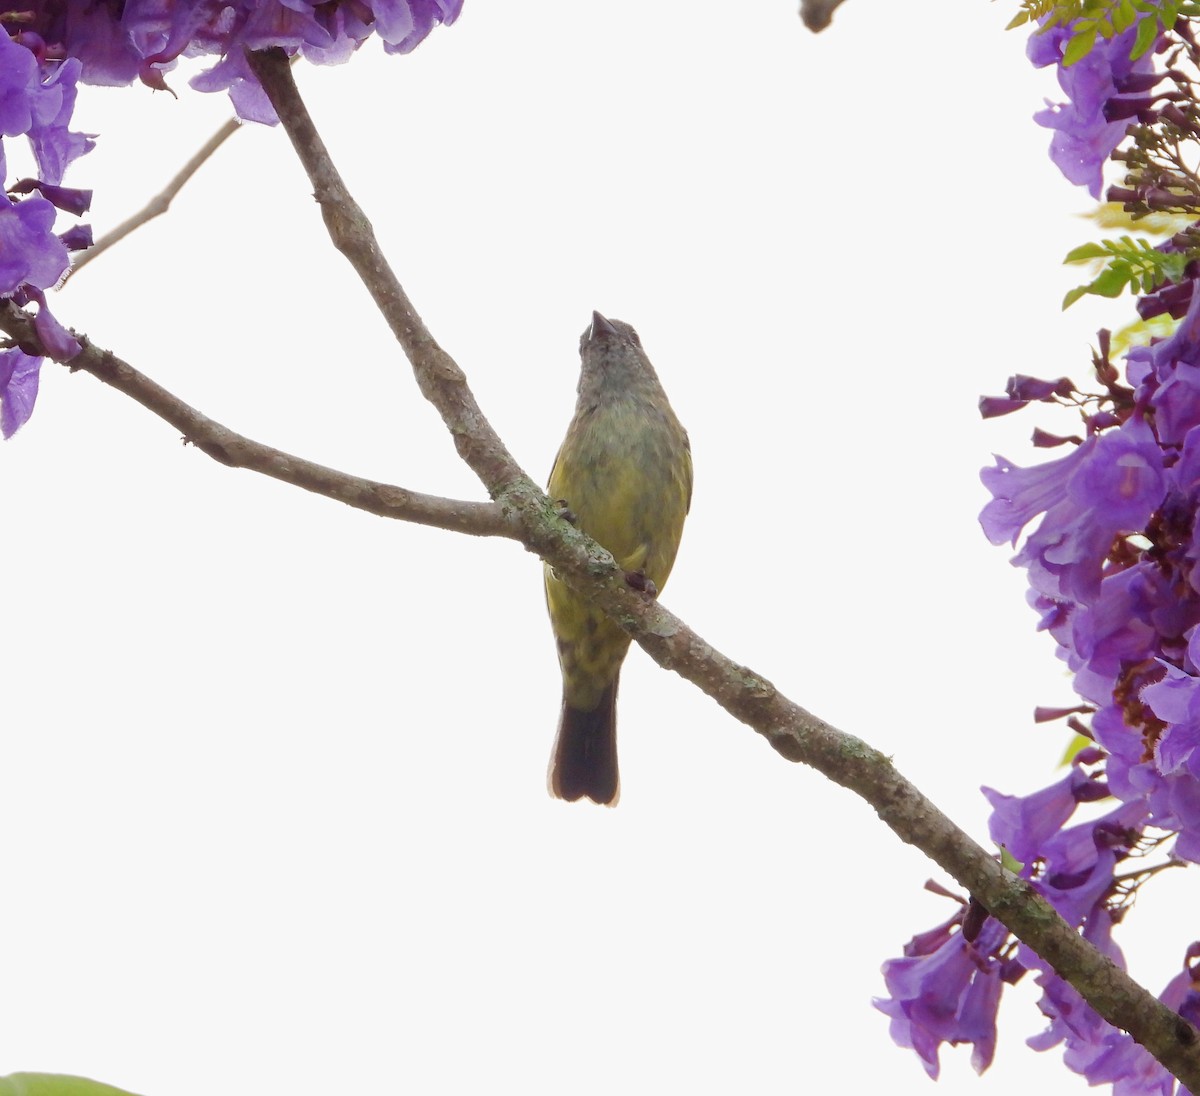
[243,48,525,501]
[0,301,507,538]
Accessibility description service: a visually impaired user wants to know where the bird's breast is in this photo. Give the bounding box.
[549,396,690,585]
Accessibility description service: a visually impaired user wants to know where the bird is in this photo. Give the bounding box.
[544,311,692,805]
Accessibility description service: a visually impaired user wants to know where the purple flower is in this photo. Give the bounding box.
[1122,285,1200,449]
[948,18,1200,1093]
[968,249,1200,1083]
[981,417,1166,605]
[46,0,467,122]
[0,20,93,436]
[1032,800,1144,926]
[980,374,1077,419]
[1142,628,1200,777]
[0,193,70,296]
[1029,20,1162,198]
[28,57,93,185]
[0,32,40,135]
[1024,911,1180,1095]
[9,178,93,217]
[1057,564,1157,706]
[875,910,1013,1079]
[27,288,81,361]
[983,760,1106,865]
[48,0,144,87]
[376,0,463,53]
[0,32,93,185]
[1143,768,1200,864]
[1161,943,1200,1029]
[0,348,43,439]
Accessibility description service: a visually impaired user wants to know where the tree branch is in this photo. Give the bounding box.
[0,300,508,538]
[63,117,242,284]
[243,47,526,502]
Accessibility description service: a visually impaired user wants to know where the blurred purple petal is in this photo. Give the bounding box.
[0,193,69,295]
[0,347,43,438]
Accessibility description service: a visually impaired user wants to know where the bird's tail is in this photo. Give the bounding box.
[548,679,620,806]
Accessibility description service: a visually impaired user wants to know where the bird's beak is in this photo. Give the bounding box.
[591,311,618,339]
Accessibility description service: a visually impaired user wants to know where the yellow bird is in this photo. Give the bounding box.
[545,312,692,804]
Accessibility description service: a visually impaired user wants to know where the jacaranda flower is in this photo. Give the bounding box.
[1029,19,1163,198]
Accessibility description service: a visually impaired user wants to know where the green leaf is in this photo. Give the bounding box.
[1132,13,1162,58]
[1064,242,1112,263]
[1165,258,1189,283]
[1063,285,1089,309]
[1061,230,1198,309]
[1063,280,1108,308]
[0,1075,145,1096]
[1111,0,1137,32]
[1063,23,1099,65]
[1090,266,1134,297]
[1111,311,1179,357]
[1060,733,1096,766]
[1064,267,1133,309]
[999,846,1025,874]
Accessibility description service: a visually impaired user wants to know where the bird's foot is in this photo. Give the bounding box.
[624,570,658,598]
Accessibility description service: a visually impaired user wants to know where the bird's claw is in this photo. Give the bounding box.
[624,570,658,598]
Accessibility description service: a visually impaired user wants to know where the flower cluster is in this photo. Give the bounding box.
[7,0,463,122]
[0,0,461,436]
[0,23,91,437]
[875,897,1015,1079]
[1028,18,1163,199]
[878,11,1200,1092]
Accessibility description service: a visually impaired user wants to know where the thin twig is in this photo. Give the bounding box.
[241,45,1200,1089]
[63,117,241,284]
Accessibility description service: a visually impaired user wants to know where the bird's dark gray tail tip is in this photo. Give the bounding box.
[549,685,620,806]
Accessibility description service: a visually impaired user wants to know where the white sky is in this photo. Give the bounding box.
[4,2,1196,1094]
